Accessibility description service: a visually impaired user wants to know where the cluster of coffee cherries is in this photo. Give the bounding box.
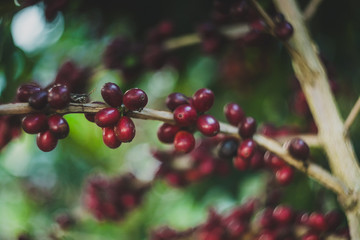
[157,88,220,154]
[150,198,349,240]
[84,82,148,149]
[83,173,149,221]
[153,136,230,187]
[18,82,72,152]
[103,21,176,82]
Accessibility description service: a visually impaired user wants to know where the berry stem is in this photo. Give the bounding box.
[303,0,324,21]
[344,96,360,136]
[0,102,347,198]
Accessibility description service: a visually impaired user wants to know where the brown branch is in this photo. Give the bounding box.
[273,0,360,238]
[303,0,324,21]
[344,96,360,135]
[0,102,348,198]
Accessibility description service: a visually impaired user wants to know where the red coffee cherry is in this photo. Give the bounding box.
[307,212,327,232]
[237,139,256,160]
[272,205,294,224]
[36,130,58,152]
[249,151,264,169]
[233,156,248,171]
[123,88,148,111]
[302,232,320,240]
[48,115,69,139]
[102,127,121,148]
[101,82,123,107]
[196,114,220,137]
[288,138,310,161]
[48,84,70,109]
[192,88,214,113]
[28,90,48,109]
[275,166,294,185]
[173,104,198,127]
[274,21,293,41]
[114,116,136,142]
[157,123,180,143]
[174,131,195,153]
[264,152,286,170]
[224,103,245,126]
[95,108,120,127]
[166,92,189,111]
[84,113,95,122]
[22,113,48,134]
[16,83,41,102]
[239,117,257,139]
[325,210,342,229]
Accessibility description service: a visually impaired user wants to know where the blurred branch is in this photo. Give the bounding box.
[249,0,276,34]
[344,96,360,135]
[0,102,348,198]
[303,0,324,21]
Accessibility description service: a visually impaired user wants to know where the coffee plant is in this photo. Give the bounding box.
[0,0,360,239]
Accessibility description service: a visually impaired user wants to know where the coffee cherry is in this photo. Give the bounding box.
[218,138,239,159]
[48,84,70,109]
[233,156,248,171]
[36,130,58,152]
[275,21,293,41]
[224,103,245,126]
[157,123,180,143]
[196,114,220,137]
[288,138,310,161]
[84,113,95,122]
[95,108,120,127]
[325,210,342,229]
[302,232,320,240]
[272,205,294,224]
[114,116,136,142]
[123,88,148,111]
[264,152,286,170]
[101,82,123,107]
[249,151,264,169]
[16,83,41,102]
[28,90,48,109]
[192,88,214,113]
[307,212,327,232]
[174,131,195,153]
[22,113,48,134]
[173,104,198,127]
[166,92,189,111]
[102,127,121,148]
[237,139,256,159]
[239,117,257,139]
[275,166,294,185]
[48,115,69,139]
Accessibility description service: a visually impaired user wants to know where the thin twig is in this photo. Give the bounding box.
[344,96,360,135]
[249,0,276,33]
[303,0,324,21]
[0,102,348,197]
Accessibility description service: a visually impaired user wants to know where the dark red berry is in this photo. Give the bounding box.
[28,90,48,109]
[173,104,198,127]
[157,123,180,143]
[84,113,95,122]
[325,210,342,230]
[48,115,69,139]
[239,117,257,139]
[272,205,294,224]
[174,131,195,153]
[288,138,310,161]
[224,103,245,126]
[308,212,327,232]
[22,113,48,134]
[275,166,294,185]
[101,82,123,107]
[102,127,121,148]
[196,114,220,137]
[123,88,148,111]
[94,108,120,127]
[275,21,293,41]
[47,84,70,109]
[237,139,256,159]
[192,88,214,112]
[114,116,136,142]
[16,83,41,102]
[249,151,264,169]
[302,232,320,240]
[36,130,58,152]
[264,152,286,170]
[166,92,189,111]
[233,156,248,171]
[218,138,239,159]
